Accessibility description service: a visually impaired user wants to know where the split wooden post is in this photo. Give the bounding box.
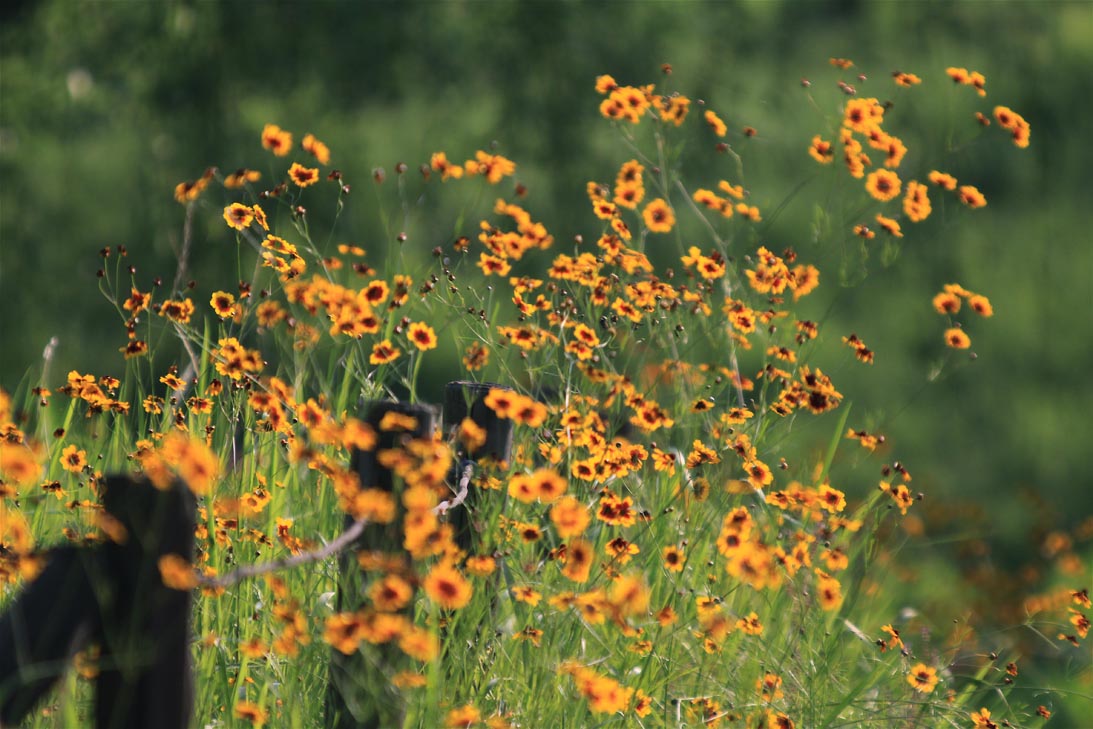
[442,381,513,553]
[0,475,195,729]
[326,401,437,729]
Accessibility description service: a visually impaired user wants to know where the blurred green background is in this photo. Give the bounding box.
[2,0,1091,687]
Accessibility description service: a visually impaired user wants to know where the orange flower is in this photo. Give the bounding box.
[604,85,651,124]
[174,172,211,203]
[594,74,618,94]
[288,162,319,188]
[233,701,269,727]
[158,553,198,591]
[958,185,987,208]
[865,169,901,202]
[120,338,147,358]
[971,708,999,728]
[993,105,1020,129]
[261,124,292,156]
[464,555,496,577]
[302,133,331,165]
[224,168,261,188]
[165,434,221,495]
[477,252,511,277]
[160,371,186,391]
[159,298,195,324]
[61,444,87,473]
[928,170,958,190]
[853,224,875,240]
[704,110,727,137]
[508,473,538,504]
[122,287,152,315]
[431,152,464,181]
[561,539,594,582]
[597,493,636,527]
[398,625,438,662]
[223,203,254,230]
[1010,123,1031,148]
[592,198,617,220]
[943,282,973,298]
[642,199,675,233]
[903,180,931,222]
[817,484,846,513]
[324,612,366,655]
[368,574,414,612]
[944,328,971,349]
[462,343,489,371]
[969,71,987,96]
[550,496,591,538]
[892,71,921,87]
[994,106,1031,148]
[932,291,961,315]
[210,291,238,319]
[484,388,517,418]
[528,468,566,502]
[736,202,761,221]
[563,663,634,714]
[843,97,884,134]
[407,322,438,351]
[809,135,834,164]
[511,586,541,605]
[875,213,902,237]
[423,561,473,610]
[876,133,907,168]
[968,294,993,317]
[654,94,690,126]
[662,545,685,572]
[614,159,643,190]
[816,570,843,611]
[369,340,401,365]
[946,66,969,84]
[445,705,481,728]
[906,663,939,693]
[471,150,515,184]
[605,536,640,564]
[608,573,649,616]
[613,182,644,209]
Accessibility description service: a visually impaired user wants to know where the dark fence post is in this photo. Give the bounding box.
[0,475,195,729]
[95,475,196,729]
[442,381,513,553]
[0,546,98,724]
[326,401,437,729]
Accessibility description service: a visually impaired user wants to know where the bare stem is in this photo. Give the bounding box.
[198,517,369,590]
[171,201,196,295]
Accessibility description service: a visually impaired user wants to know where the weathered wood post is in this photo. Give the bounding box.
[326,401,437,729]
[94,475,196,729]
[0,475,195,729]
[0,546,98,724]
[442,381,513,553]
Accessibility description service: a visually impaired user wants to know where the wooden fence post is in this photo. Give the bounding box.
[0,546,98,724]
[0,475,195,729]
[94,475,196,729]
[442,381,513,553]
[326,401,437,729]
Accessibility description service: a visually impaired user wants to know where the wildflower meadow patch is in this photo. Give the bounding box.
[1,58,1087,729]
